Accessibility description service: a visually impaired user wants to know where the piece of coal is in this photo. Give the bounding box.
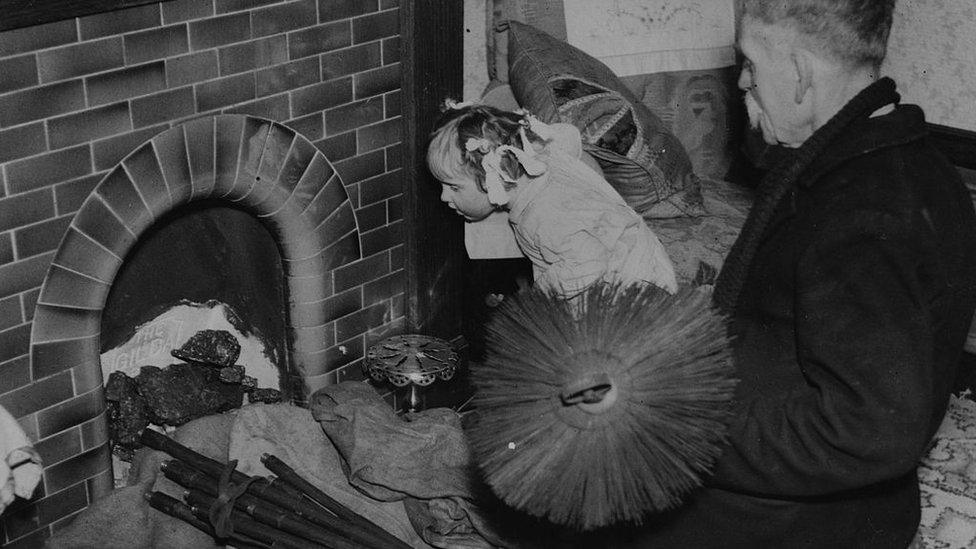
[219,365,245,384]
[248,388,283,404]
[241,375,258,392]
[136,363,244,426]
[105,371,150,459]
[171,329,241,368]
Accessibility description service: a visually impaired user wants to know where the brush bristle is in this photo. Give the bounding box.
[465,283,737,530]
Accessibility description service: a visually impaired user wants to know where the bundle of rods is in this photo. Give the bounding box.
[140,429,411,549]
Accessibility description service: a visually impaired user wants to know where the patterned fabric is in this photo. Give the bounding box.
[485,1,742,182]
[912,395,976,548]
[621,68,740,182]
[506,21,706,219]
[646,177,752,285]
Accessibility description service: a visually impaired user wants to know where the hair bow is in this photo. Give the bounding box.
[479,144,548,207]
[445,98,477,110]
[515,109,555,141]
[465,137,493,154]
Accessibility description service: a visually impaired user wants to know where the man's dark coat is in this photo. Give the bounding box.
[603,99,976,547]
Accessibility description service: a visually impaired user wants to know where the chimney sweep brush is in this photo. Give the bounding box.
[464,282,737,531]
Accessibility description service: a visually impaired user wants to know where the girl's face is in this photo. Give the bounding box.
[439,177,495,221]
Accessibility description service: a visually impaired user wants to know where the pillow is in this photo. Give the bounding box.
[621,69,741,181]
[506,20,706,218]
[487,0,568,83]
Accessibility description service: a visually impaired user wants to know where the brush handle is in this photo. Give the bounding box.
[560,373,613,404]
[560,373,618,414]
[261,454,411,549]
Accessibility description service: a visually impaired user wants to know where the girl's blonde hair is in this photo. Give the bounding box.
[426,103,545,193]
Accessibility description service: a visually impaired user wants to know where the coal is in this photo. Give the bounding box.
[241,375,258,392]
[248,388,283,404]
[106,329,285,460]
[137,363,244,427]
[171,329,241,367]
[105,372,150,458]
[219,364,245,384]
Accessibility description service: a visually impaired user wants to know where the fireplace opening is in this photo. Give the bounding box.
[98,201,295,476]
[99,200,290,395]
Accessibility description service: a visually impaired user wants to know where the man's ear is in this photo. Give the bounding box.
[791,49,815,104]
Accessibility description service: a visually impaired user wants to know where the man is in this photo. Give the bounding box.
[592,1,976,547]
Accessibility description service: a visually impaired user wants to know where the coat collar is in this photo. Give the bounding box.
[753,104,929,251]
[758,106,928,241]
[798,103,929,188]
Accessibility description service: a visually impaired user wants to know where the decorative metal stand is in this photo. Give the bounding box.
[364,334,459,413]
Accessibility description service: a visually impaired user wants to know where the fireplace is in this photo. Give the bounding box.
[0,1,464,545]
[27,111,363,480]
[39,115,368,385]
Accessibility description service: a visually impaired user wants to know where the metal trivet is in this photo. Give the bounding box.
[364,334,459,412]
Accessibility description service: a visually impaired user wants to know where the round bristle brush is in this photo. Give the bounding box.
[464,282,737,531]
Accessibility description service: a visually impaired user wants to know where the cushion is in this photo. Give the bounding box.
[485,1,742,181]
[487,0,568,82]
[621,68,741,181]
[647,178,752,286]
[506,20,706,218]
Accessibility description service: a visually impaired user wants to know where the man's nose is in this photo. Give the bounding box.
[738,69,753,92]
[440,187,450,203]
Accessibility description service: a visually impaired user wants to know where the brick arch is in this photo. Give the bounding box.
[28,114,361,496]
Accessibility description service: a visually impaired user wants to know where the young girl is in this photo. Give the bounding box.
[426,102,678,299]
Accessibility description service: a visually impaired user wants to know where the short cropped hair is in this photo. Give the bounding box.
[426,104,543,192]
[738,0,895,68]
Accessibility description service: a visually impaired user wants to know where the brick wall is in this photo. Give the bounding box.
[0,0,405,545]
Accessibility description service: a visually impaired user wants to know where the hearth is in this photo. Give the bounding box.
[29,113,365,498]
[98,198,290,398]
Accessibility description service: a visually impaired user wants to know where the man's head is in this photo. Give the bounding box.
[736,0,896,146]
[738,0,895,69]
